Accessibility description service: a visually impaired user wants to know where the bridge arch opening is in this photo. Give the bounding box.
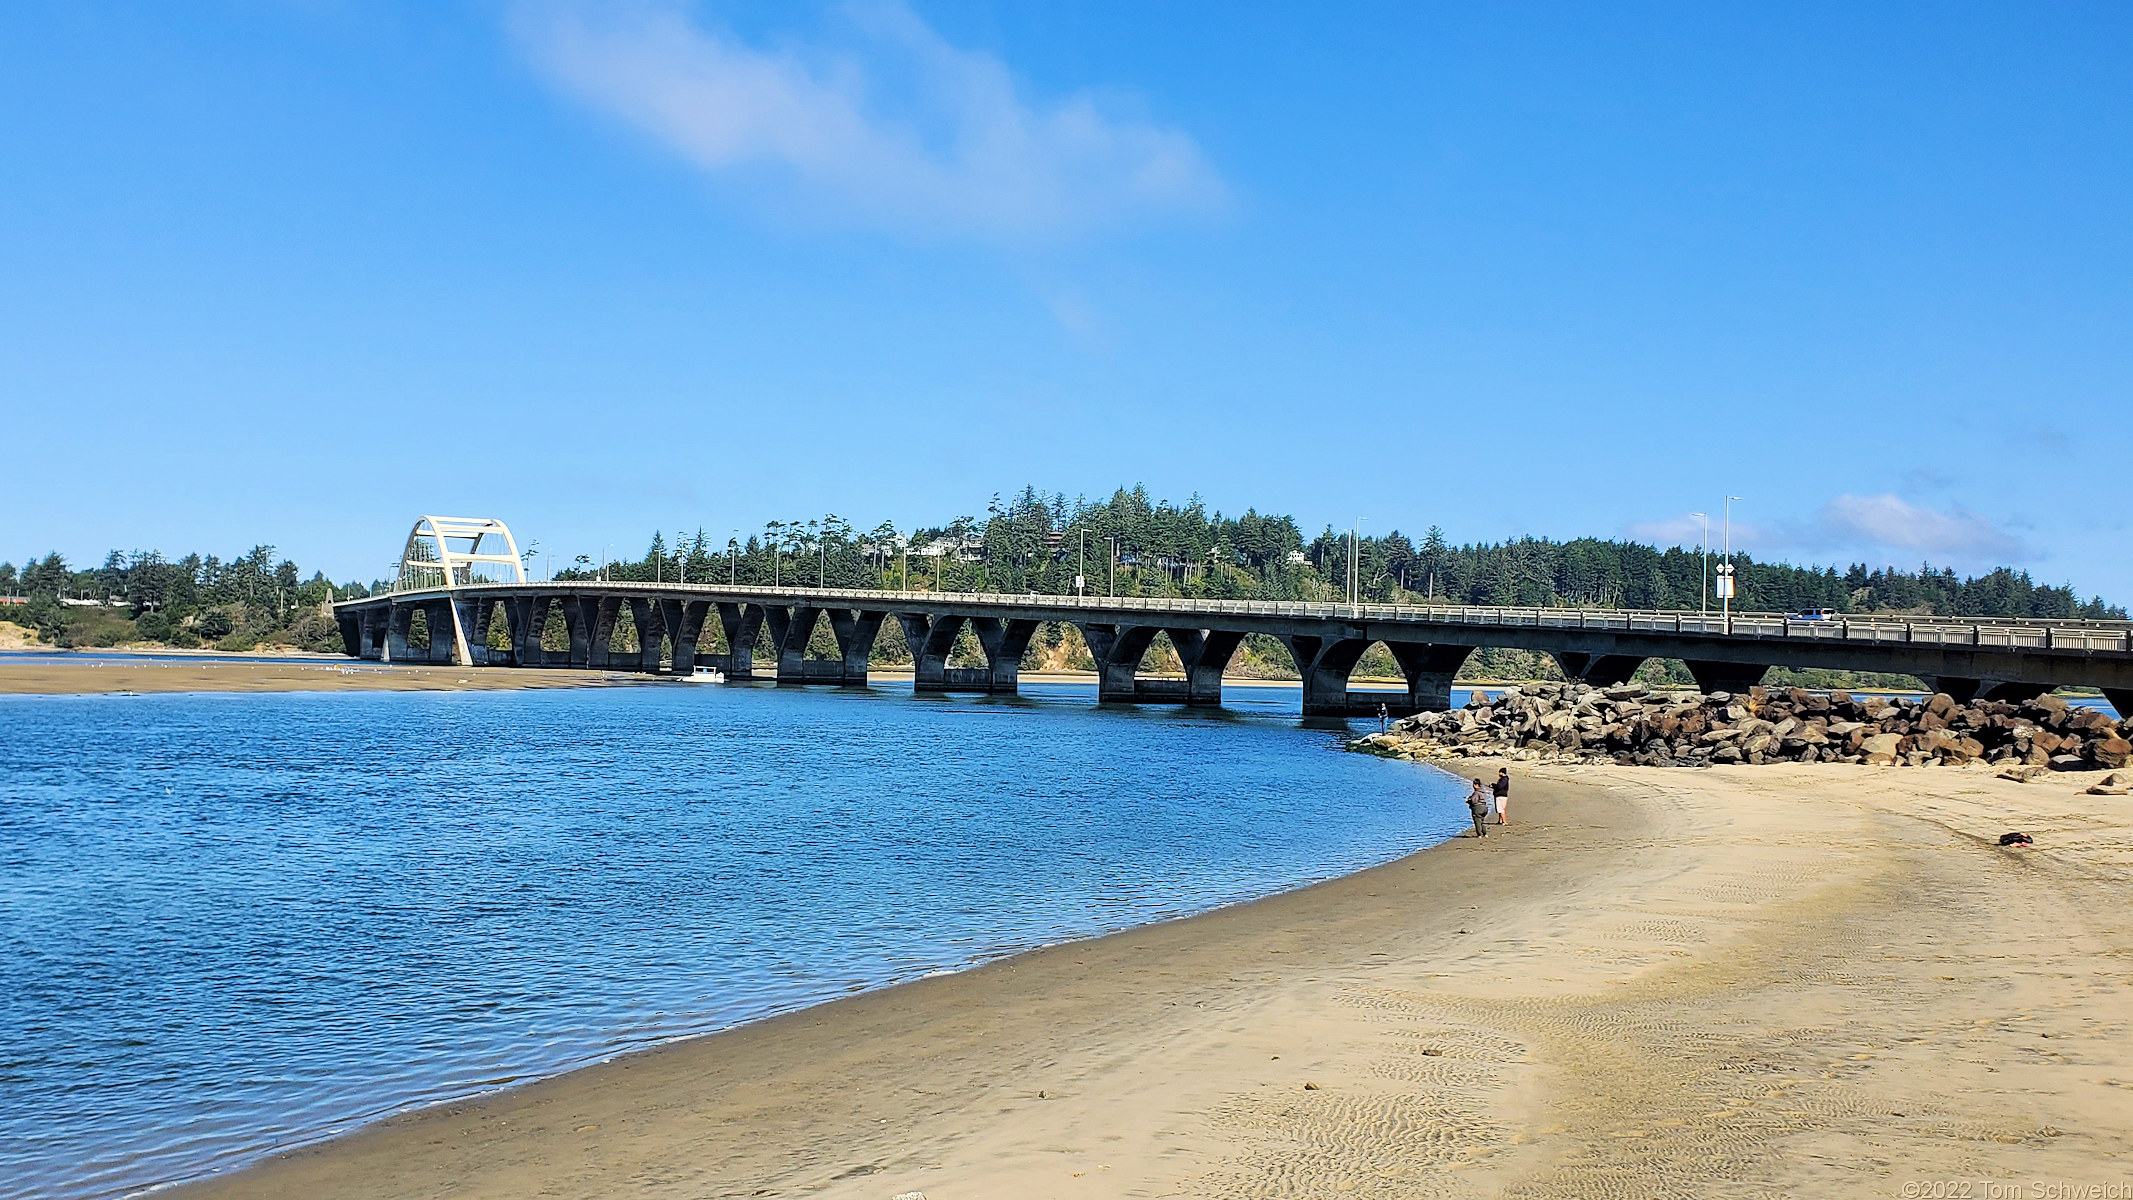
[1020,622,1095,674]
[480,601,511,657]
[605,605,669,670]
[1279,637,1478,717]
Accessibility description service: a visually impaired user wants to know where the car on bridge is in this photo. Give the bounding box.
[1790,607,1839,620]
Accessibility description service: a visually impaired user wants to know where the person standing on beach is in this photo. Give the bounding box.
[1466,779,1491,838]
[1492,768,1511,825]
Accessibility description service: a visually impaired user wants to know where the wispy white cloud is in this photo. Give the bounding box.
[513,0,1227,240]
[1801,493,2029,563]
[1628,494,2032,567]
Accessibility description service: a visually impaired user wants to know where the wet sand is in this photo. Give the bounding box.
[0,657,652,695]
[174,760,2133,1197]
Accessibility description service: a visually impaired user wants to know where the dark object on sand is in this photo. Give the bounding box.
[1997,831,2033,847]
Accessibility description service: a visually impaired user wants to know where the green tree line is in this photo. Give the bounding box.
[573,484,2123,621]
[0,548,380,651]
[7,484,2120,658]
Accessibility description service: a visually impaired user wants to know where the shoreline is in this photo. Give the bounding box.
[172,757,2133,1197]
[173,764,1550,1199]
[0,658,659,695]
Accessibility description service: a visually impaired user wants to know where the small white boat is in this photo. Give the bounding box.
[686,665,725,683]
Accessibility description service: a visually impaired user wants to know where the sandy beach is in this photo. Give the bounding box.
[170,758,2131,1198]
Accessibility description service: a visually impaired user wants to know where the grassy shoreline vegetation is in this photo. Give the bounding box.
[7,485,2123,690]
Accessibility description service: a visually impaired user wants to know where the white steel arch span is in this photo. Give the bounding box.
[398,516,525,665]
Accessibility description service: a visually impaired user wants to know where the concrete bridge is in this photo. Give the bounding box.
[334,580,2133,718]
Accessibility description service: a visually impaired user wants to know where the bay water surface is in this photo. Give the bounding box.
[0,680,1466,1199]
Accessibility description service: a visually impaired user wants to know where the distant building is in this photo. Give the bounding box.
[917,533,986,562]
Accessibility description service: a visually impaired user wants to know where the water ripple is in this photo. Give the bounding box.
[0,681,1464,1199]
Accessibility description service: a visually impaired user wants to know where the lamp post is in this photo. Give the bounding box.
[1690,511,1708,614]
[1076,529,1086,598]
[1350,518,1369,611]
[1108,537,1117,597]
[1720,497,1742,625]
[730,532,738,585]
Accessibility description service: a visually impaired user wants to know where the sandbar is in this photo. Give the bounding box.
[0,657,654,695]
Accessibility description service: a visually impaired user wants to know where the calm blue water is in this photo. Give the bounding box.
[0,681,1463,1200]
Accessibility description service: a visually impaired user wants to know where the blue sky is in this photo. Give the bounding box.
[2,2,2127,598]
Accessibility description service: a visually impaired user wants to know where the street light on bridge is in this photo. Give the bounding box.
[1350,518,1368,612]
[1689,511,1708,614]
[1719,497,1742,625]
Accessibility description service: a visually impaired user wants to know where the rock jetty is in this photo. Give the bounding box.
[1352,682,2133,771]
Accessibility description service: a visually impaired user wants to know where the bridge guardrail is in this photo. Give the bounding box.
[341,582,2133,656]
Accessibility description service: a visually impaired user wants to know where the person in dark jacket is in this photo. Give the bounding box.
[1466,779,1491,838]
[1492,768,1511,825]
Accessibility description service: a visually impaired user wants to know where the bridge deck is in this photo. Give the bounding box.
[331,583,2133,716]
[337,582,2133,652]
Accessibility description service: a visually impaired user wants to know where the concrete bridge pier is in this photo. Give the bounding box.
[509,595,553,668]
[422,598,458,664]
[1080,623,1162,703]
[1554,652,1647,687]
[568,597,621,669]
[338,609,372,659]
[1386,642,1476,712]
[1168,628,1245,706]
[699,602,764,680]
[1077,625,1242,706]
[899,613,956,691]
[622,599,668,673]
[385,603,416,663]
[1684,659,1771,695]
[763,605,856,685]
[1925,676,2049,705]
[657,599,712,675]
[1285,636,1462,717]
[1286,636,1391,717]
[560,598,596,667]
[828,609,887,686]
[967,616,1039,694]
[899,612,1012,693]
[452,598,494,665]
